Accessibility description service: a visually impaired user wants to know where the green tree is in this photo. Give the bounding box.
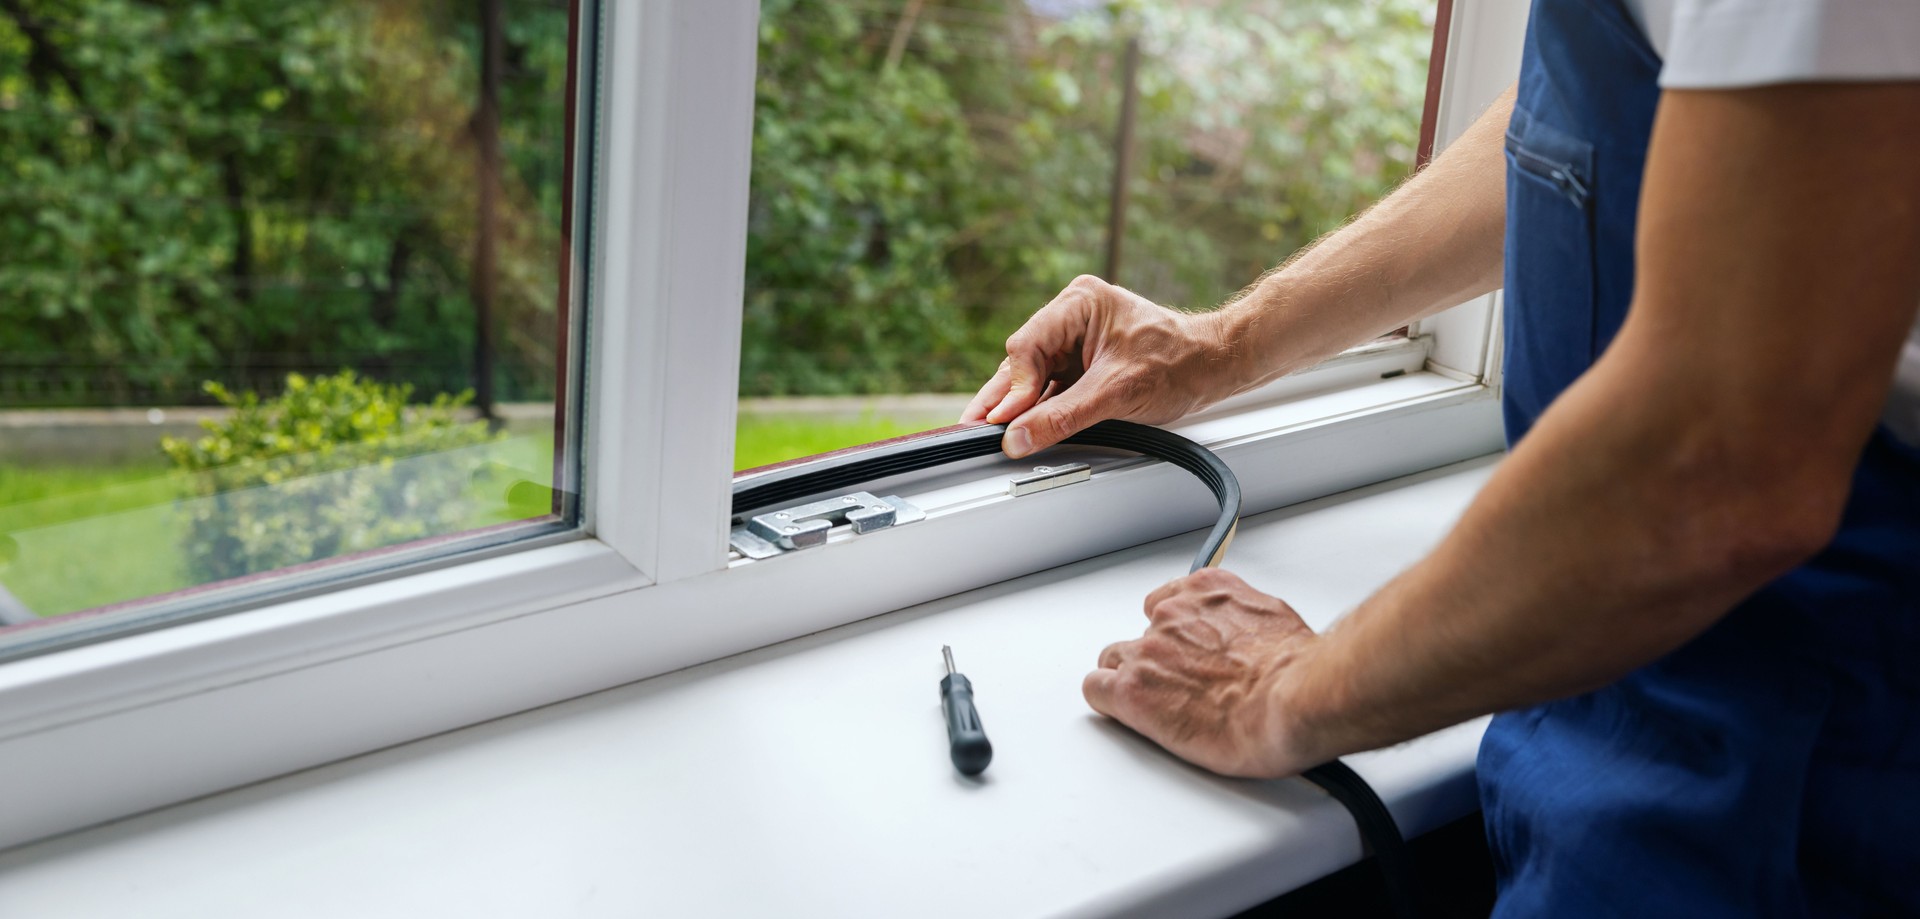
[0,0,571,407]
[741,0,1433,396]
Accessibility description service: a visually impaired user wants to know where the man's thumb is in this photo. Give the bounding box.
[1004,382,1110,459]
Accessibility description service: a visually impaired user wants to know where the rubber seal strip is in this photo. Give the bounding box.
[732,419,1418,917]
[733,419,1238,571]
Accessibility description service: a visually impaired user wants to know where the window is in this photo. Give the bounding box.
[738,0,1443,470]
[0,0,1528,852]
[0,0,587,656]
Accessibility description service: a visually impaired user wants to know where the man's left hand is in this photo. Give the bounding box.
[1083,568,1326,778]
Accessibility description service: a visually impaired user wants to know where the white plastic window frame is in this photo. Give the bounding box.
[0,0,1529,851]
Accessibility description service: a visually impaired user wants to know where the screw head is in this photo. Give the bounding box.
[783,526,798,534]
[843,496,858,504]
[1034,465,1052,473]
[774,512,789,519]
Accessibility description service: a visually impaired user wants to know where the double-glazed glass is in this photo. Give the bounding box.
[0,0,594,655]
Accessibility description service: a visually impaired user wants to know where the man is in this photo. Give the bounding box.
[962,1,1920,913]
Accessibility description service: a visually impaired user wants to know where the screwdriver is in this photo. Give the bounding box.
[940,645,993,777]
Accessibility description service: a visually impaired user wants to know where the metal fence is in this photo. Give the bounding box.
[0,353,551,408]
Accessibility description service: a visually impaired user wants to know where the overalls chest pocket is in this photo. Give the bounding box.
[1501,103,1599,440]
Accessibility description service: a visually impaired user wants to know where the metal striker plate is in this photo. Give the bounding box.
[728,492,925,559]
[1007,462,1091,496]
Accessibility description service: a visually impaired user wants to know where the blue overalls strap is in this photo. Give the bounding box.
[1478,1,1920,915]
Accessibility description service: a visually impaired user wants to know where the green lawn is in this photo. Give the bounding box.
[0,434,557,619]
[0,461,186,618]
[0,415,932,620]
[732,413,928,470]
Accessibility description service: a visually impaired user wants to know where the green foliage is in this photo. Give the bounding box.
[1,0,1430,404]
[160,371,499,582]
[743,0,1432,396]
[0,0,569,406]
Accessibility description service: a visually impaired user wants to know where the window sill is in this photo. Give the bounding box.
[0,456,1501,918]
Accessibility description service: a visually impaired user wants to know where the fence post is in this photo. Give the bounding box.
[471,0,505,423]
[1102,34,1142,284]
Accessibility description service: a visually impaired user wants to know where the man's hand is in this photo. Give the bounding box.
[959,276,1243,458]
[961,88,1516,461]
[1082,568,1326,779]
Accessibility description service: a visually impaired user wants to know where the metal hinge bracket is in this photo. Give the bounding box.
[729,492,925,560]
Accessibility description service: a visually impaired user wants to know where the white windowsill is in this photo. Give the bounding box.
[0,456,1501,919]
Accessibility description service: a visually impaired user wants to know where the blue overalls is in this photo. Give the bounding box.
[1477,1,1920,915]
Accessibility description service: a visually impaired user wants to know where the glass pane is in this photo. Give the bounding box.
[738,0,1436,471]
[0,0,589,650]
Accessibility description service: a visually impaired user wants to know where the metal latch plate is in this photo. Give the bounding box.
[1008,462,1091,496]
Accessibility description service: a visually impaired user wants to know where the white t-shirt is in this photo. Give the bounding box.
[1623,0,1920,448]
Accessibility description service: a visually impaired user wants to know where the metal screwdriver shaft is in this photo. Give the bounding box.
[940,645,993,776]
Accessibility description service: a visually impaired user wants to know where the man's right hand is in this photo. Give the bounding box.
[961,86,1519,460]
[959,275,1247,458]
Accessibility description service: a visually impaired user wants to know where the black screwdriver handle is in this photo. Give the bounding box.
[940,672,993,776]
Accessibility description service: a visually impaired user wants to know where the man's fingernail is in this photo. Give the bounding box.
[1005,428,1033,457]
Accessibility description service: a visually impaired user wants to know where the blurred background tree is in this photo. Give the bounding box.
[742,0,1433,395]
[0,0,570,408]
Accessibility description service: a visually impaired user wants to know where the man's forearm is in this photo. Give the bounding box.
[1215,86,1514,389]
[1275,343,1834,760]
[1271,84,1920,764]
